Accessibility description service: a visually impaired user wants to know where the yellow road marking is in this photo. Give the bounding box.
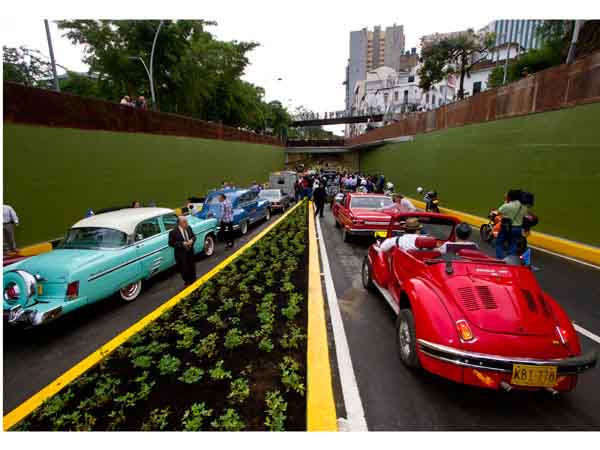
[3,201,303,431]
[408,197,600,266]
[306,202,338,431]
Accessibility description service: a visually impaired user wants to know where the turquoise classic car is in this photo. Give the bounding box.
[3,208,218,326]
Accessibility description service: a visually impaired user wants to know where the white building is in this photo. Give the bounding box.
[346,65,456,137]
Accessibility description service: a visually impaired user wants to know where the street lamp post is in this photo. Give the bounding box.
[130,20,164,111]
[44,20,60,92]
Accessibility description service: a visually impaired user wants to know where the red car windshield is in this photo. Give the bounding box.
[389,216,455,241]
[350,196,393,210]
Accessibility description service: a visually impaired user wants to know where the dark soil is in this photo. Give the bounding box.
[15,202,309,431]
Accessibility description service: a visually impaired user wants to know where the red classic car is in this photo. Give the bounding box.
[332,192,394,242]
[362,211,597,393]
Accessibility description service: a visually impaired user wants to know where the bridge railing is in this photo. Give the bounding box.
[286,139,346,147]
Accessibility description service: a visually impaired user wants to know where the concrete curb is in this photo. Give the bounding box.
[3,201,304,431]
[306,202,338,431]
[408,197,600,266]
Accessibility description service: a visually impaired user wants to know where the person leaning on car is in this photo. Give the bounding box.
[495,189,527,259]
[168,216,197,286]
[391,194,416,213]
[375,217,423,253]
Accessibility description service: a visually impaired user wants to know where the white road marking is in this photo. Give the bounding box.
[573,323,600,345]
[527,244,600,271]
[315,215,368,432]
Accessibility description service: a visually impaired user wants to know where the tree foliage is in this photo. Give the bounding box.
[6,20,291,136]
[3,46,54,88]
[418,29,495,99]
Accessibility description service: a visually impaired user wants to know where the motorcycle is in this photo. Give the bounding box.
[480,208,539,258]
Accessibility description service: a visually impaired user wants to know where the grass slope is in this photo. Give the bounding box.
[3,124,285,246]
[359,102,600,247]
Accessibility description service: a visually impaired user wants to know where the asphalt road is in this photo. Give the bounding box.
[318,208,600,431]
[2,218,272,413]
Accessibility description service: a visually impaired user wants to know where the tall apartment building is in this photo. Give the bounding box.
[485,20,545,60]
[345,24,406,111]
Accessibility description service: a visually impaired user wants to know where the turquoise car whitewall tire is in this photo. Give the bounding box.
[119,280,142,302]
[203,234,215,256]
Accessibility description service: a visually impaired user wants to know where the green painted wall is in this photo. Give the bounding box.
[359,102,600,247]
[3,123,285,246]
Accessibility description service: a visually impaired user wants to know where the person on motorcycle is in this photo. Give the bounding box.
[495,189,528,259]
[438,222,478,254]
[375,217,423,253]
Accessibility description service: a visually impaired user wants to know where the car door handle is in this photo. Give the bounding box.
[136,244,144,248]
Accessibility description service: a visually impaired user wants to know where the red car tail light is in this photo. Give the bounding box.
[66,281,79,299]
[456,320,475,341]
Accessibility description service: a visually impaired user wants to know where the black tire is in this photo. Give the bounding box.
[342,227,351,243]
[240,221,249,235]
[480,224,493,243]
[361,256,374,291]
[396,309,421,369]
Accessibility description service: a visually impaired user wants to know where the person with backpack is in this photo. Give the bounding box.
[495,189,528,259]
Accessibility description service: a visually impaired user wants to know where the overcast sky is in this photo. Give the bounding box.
[1,0,597,134]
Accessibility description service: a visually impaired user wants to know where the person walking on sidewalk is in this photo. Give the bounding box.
[217,193,235,249]
[3,204,19,253]
[313,183,327,218]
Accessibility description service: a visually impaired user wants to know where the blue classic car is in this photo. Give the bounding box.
[3,208,218,326]
[196,188,271,235]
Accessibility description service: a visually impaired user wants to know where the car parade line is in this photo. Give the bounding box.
[3,201,305,431]
[315,212,368,432]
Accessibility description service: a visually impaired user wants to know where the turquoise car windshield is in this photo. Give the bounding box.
[59,227,128,249]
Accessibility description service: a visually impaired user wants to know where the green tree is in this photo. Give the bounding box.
[55,20,289,132]
[3,46,53,88]
[418,29,495,99]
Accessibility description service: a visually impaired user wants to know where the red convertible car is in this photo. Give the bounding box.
[332,192,394,242]
[362,211,597,392]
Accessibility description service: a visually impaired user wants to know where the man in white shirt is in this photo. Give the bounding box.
[375,217,422,253]
[391,194,417,213]
[3,204,19,253]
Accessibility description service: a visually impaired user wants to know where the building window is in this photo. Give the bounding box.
[383,93,389,105]
[394,91,399,102]
[403,90,408,104]
[408,75,415,82]
[425,93,429,104]
[473,81,482,94]
[432,94,436,105]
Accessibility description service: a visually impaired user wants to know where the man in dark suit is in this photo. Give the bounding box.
[168,216,197,286]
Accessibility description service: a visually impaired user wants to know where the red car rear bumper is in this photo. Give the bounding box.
[418,339,597,391]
